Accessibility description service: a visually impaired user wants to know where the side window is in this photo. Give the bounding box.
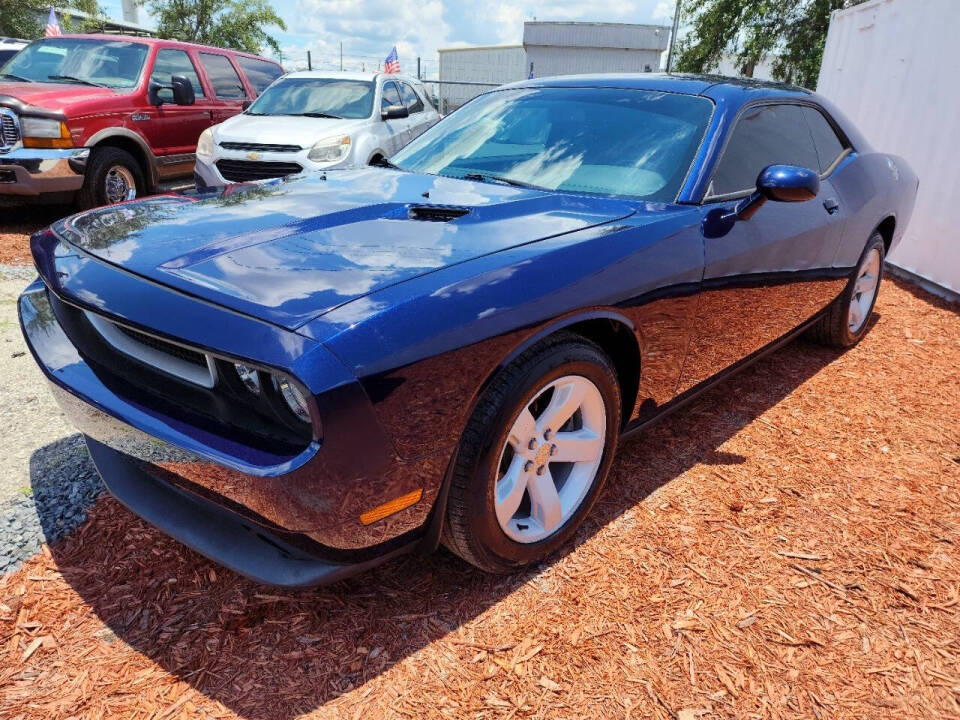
[198,53,245,99]
[707,104,820,198]
[380,81,402,111]
[803,106,847,173]
[399,82,424,113]
[150,49,204,99]
[236,56,283,95]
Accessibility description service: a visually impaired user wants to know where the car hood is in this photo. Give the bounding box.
[52,168,637,329]
[0,81,117,113]
[215,114,371,146]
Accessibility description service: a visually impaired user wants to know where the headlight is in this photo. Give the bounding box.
[21,116,73,148]
[196,127,215,159]
[273,375,311,423]
[307,135,351,163]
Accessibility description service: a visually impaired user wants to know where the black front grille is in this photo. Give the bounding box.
[216,159,303,182]
[220,141,302,153]
[0,111,18,149]
[117,324,208,368]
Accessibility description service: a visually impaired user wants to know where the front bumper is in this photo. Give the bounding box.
[19,269,446,585]
[0,146,89,196]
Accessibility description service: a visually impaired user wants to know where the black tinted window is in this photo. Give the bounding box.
[150,49,203,98]
[803,106,847,173]
[399,82,423,113]
[236,56,282,95]
[0,49,19,66]
[381,81,402,109]
[708,104,820,198]
[199,53,244,98]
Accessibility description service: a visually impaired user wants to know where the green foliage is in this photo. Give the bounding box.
[674,0,868,89]
[145,0,286,55]
[0,0,107,41]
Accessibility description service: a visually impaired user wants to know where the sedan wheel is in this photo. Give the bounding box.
[443,333,621,573]
[495,375,606,544]
[848,247,881,333]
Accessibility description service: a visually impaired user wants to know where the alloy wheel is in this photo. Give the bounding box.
[494,375,607,544]
[104,165,136,204]
[848,247,881,333]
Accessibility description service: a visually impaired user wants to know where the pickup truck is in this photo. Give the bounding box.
[0,34,283,208]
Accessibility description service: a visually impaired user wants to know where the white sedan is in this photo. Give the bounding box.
[193,70,440,188]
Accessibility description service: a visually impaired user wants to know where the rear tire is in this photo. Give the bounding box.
[443,333,621,574]
[808,232,885,348]
[79,146,145,209]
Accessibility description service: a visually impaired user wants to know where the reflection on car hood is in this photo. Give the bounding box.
[53,169,637,329]
[215,114,372,146]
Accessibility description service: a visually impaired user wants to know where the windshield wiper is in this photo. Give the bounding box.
[461,172,542,190]
[300,112,342,119]
[1,72,33,82]
[372,156,401,170]
[48,74,108,88]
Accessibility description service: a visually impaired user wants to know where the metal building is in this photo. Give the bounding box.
[435,21,670,113]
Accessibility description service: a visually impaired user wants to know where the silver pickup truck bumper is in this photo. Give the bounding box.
[0,147,89,196]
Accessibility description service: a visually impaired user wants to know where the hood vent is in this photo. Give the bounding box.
[406,205,470,222]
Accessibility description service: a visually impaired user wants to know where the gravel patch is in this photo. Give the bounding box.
[0,263,103,573]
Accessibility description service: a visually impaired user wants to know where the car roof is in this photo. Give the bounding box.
[283,70,423,84]
[504,72,812,102]
[36,34,279,63]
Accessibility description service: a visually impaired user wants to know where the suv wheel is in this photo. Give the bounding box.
[79,146,145,209]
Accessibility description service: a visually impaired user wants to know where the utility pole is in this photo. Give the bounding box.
[666,0,681,73]
[307,51,312,70]
[340,42,343,71]
[417,56,421,79]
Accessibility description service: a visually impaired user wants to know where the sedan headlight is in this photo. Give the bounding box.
[307,135,351,163]
[21,116,73,149]
[196,127,215,160]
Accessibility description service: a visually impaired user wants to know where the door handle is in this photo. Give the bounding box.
[823,198,840,215]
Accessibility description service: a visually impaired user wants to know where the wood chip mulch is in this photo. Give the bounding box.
[0,277,958,720]
[0,206,73,265]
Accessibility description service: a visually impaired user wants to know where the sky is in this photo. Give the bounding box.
[97,0,678,75]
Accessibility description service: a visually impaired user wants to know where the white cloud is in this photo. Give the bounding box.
[652,0,677,22]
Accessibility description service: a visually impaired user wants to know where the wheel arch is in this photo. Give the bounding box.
[493,311,641,431]
[85,128,158,190]
[875,215,896,255]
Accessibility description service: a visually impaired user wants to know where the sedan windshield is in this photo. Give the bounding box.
[392,87,714,201]
[0,38,147,89]
[246,77,375,120]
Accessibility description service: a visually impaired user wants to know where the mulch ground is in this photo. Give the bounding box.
[0,277,958,720]
[0,205,73,265]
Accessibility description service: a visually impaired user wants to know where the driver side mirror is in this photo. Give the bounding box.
[149,74,195,106]
[756,164,820,203]
[381,104,409,120]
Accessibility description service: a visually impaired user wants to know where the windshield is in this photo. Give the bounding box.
[392,87,714,201]
[246,77,375,119]
[0,38,147,89]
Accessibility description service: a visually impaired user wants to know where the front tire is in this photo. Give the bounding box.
[808,232,885,348]
[79,146,144,209]
[443,333,621,574]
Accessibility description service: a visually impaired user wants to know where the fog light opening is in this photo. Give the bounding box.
[273,375,311,424]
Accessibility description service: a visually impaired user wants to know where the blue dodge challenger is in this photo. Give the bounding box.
[20,75,917,586]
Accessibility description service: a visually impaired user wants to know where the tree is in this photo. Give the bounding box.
[674,0,868,89]
[145,0,286,55]
[0,0,105,40]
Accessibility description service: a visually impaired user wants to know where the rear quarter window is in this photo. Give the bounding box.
[236,56,283,95]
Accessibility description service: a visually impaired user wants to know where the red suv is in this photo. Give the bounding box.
[0,35,283,207]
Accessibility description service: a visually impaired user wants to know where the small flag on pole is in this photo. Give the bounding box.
[45,7,62,37]
[384,46,400,74]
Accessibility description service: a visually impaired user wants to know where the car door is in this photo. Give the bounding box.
[397,80,428,143]
[378,80,407,154]
[140,47,214,171]
[677,102,849,392]
[196,52,247,124]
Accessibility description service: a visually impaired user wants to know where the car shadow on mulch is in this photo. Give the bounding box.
[36,335,847,720]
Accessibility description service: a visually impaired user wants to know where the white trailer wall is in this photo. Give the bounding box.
[817,0,960,294]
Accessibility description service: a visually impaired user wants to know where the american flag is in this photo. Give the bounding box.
[383,46,400,74]
[45,7,62,37]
